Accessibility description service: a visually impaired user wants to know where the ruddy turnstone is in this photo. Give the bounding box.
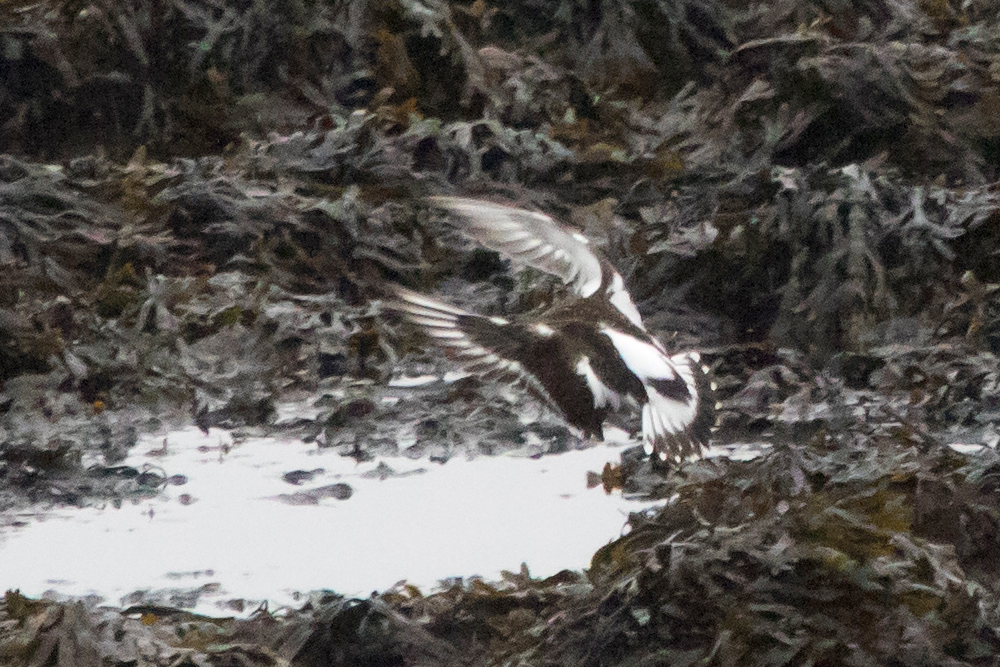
[389,196,711,462]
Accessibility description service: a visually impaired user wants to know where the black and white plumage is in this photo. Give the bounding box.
[389,196,711,462]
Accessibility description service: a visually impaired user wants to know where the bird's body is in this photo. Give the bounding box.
[389,197,710,462]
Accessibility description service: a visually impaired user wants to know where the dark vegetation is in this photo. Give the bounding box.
[2,0,1000,664]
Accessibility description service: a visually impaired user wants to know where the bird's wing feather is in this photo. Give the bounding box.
[387,286,561,410]
[429,197,605,298]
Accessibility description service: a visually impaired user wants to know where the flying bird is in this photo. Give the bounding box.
[389,196,711,462]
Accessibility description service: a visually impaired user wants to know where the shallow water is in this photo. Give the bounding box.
[0,425,671,615]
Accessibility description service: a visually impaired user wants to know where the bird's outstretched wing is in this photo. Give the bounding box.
[387,285,567,414]
[429,197,602,296]
[428,197,645,329]
[388,285,531,379]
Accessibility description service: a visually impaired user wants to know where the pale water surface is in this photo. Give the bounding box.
[0,425,669,615]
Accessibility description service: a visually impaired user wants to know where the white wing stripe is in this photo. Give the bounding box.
[396,293,468,315]
[608,274,645,330]
[575,356,622,410]
[600,329,680,380]
[426,330,466,340]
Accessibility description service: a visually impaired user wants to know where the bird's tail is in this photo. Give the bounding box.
[643,352,715,463]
